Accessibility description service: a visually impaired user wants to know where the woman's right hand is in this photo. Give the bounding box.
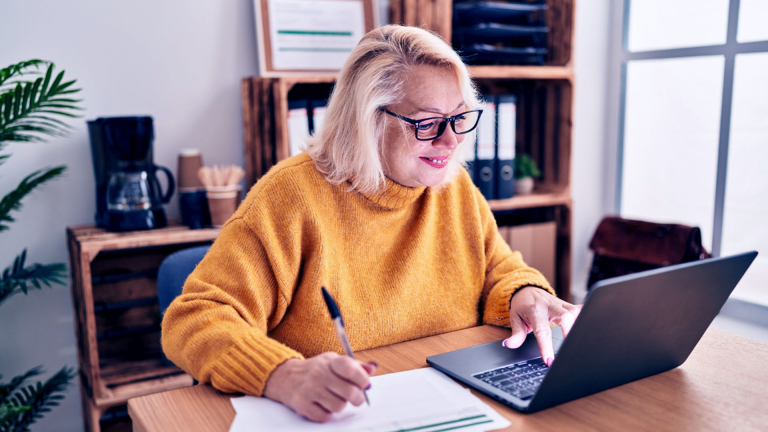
[263,353,377,422]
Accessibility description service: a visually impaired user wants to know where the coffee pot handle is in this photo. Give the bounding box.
[153,165,176,204]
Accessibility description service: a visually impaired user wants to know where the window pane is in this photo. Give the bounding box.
[721,53,768,306]
[621,56,724,251]
[737,0,768,43]
[627,0,729,52]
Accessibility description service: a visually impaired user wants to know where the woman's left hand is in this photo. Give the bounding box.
[502,286,582,367]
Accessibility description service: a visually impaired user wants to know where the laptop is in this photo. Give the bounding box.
[427,251,758,413]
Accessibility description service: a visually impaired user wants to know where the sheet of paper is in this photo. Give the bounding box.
[268,0,366,70]
[229,368,510,432]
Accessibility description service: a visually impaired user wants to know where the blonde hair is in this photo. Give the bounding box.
[304,25,482,194]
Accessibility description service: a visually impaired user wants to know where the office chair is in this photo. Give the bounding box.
[157,245,211,315]
[157,245,210,369]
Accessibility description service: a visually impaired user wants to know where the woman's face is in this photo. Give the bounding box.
[380,65,467,188]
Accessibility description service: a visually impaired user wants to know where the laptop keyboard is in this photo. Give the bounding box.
[472,358,549,400]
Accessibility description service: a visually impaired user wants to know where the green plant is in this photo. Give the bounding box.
[0,59,82,432]
[514,154,541,180]
[0,367,77,432]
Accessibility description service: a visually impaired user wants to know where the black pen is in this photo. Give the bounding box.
[321,286,370,406]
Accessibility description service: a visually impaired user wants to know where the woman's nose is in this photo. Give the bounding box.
[433,124,460,149]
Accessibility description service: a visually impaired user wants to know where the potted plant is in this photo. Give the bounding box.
[0,59,82,431]
[514,154,540,195]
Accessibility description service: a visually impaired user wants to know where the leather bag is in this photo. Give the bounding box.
[587,216,711,290]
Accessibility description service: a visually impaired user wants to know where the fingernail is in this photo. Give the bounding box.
[368,361,378,368]
[501,339,508,348]
[365,383,372,390]
[546,357,554,367]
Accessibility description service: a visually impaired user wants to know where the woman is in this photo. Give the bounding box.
[162,25,581,422]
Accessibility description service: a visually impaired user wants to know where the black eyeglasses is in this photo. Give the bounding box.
[380,108,483,141]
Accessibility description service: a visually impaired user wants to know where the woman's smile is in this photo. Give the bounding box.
[419,154,451,168]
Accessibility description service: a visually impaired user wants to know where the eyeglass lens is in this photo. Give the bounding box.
[415,111,480,140]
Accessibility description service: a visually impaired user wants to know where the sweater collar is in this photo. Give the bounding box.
[354,177,427,210]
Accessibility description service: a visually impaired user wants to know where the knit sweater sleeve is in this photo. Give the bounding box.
[161,215,304,397]
[474,188,556,327]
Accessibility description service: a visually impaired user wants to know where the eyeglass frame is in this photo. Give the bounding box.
[379,108,484,141]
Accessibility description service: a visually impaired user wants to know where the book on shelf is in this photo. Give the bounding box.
[288,98,329,157]
[288,99,311,157]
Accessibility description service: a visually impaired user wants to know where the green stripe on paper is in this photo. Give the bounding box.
[277,30,352,36]
[389,414,488,432]
[278,48,352,52]
[430,419,494,432]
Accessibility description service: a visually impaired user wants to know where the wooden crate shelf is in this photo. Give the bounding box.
[67,224,219,432]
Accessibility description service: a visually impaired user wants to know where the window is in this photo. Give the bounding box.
[615,0,768,306]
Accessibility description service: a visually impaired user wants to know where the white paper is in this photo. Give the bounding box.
[229,368,510,432]
[268,0,366,70]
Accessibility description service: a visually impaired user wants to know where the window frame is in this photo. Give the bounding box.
[610,0,768,258]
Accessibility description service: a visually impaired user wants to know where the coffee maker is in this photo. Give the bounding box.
[87,116,175,231]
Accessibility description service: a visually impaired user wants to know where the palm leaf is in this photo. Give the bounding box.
[0,60,46,88]
[0,368,42,406]
[0,166,66,232]
[0,62,82,144]
[0,366,75,432]
[0,249,67,307]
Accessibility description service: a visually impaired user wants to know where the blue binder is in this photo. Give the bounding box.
[495,95,517,199]
[476,99,496,200]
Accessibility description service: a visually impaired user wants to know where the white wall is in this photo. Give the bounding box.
[0,1,258,431]
[571,0,615,303]
[0,1,613,430]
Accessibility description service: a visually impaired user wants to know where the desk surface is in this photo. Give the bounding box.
[128,325,768,431]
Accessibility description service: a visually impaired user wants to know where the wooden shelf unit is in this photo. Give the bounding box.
[240,0,574,300]
[67,224,220,432]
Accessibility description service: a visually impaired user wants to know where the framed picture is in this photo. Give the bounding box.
[254,0,378,76]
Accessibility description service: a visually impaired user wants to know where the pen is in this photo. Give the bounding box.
[321,286,370,406]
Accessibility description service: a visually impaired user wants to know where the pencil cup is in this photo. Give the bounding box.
[206,185,241,227]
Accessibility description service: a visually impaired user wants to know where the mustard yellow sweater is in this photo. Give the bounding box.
[162,153,554,397]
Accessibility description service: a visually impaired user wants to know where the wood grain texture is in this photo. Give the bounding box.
[468,66,574,81]
[69,225,219,258]
[128,384,235,432]
[554,204,572,302]
[128,325,768,432]
[259,79,273,179]
[242,76,336,188]
[390,0,402,24]
[558,82,573,187]
[403,0,417,26]
[68,225,220,431]
[240,78,259,188]
[417,0,432,29]
[487,191,572,212]
[433,0,452,41]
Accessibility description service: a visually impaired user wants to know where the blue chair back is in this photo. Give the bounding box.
[157,245,211,316]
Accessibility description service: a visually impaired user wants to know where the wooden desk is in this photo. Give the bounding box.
[128,325,768,431]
